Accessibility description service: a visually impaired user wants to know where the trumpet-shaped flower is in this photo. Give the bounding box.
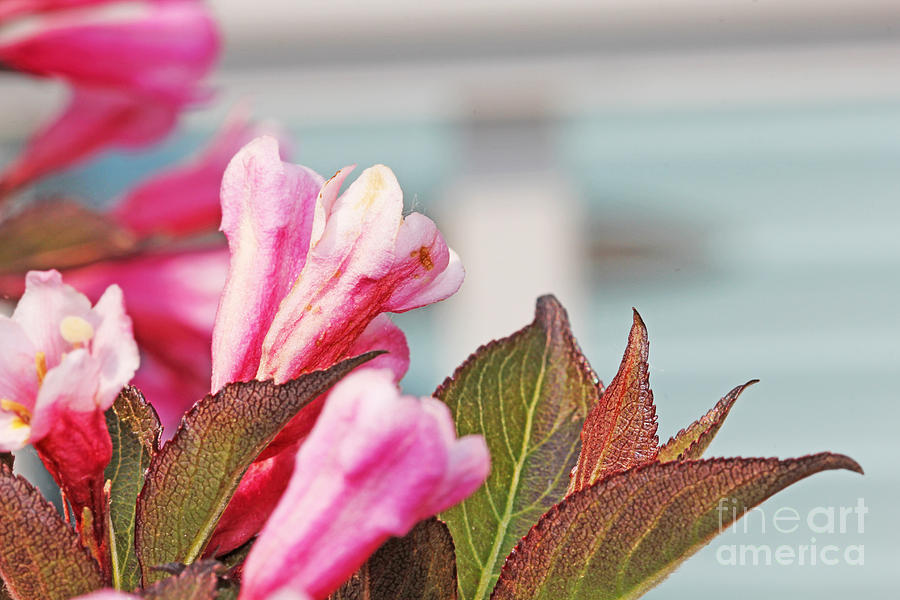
[211,135,463,391]
[239,369,489,600]
[0,270,138,521]
[0,0,219,193]
[207,136,461,553]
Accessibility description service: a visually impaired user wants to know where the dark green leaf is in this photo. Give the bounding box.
[436,296,599,600]
[657,380,757,462]
[135,353,379,584]
[0,464,104,600]
[328,518,458,600]
[568,310,658,495]
[491,454,863,600]
[106,386,162,591]
[140,561,221,600]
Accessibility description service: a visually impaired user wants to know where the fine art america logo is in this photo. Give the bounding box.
[715,498,867,567]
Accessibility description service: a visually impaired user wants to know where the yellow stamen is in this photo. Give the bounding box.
[35,352,47,384]
[1,399,32,425]
[60,315,94,347]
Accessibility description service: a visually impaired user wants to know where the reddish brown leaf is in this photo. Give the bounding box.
[140,561,221,600]
[328,518,458,600]
[0,464,104,600]
[658,380,757,462]
[0,199,138,276]
[568,309,658,495]
[492,453,862,600]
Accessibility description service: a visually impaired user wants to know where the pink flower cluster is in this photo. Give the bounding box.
[1,137,489,599]
[0,0,219,194]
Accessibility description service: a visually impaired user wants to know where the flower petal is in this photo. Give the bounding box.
[0,1,218,102]
[257,165,404,382]
[384,213,465,312]
[212,136,324,391]
[344,314,410,382]
[91,284,140,410]
[0,87,179,193]
[113,110,264,237]
[0,1,120,24]
[240,369,489,600]
[0,317,38,412]
[12,270,95,369]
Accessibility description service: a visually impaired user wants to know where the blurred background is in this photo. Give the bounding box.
[1,1,897,597]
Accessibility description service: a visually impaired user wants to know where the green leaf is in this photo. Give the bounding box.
[0,199,137,275]
[657,380,757,462]
[139,561,221,600]
[135,353,379,585]
[491,454,863,600]
[106,386,162,591]
[328,518,458,600]
[0,464,104,600]
[568,310,658,495]
[436,296,599,600]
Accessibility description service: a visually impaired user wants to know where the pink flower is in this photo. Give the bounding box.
[239,369,489,600]
[206,136,461,553]
[63,248,227,429]
[0,0,219,193]
[112,110,264,238]
[71,593,140,600]
[211,135,463,390]
[0,1,119,23]
[0,270,138,517]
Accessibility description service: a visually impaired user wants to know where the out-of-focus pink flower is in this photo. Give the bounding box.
[207,136,461,554]
[211,135,463,390]
[63,247,227,429]
[0,270,138,517]
[0,1,119,23]
[239,369,489,600]
[112,111,264,238]
[71,592,139,600]
[0,0,219,193]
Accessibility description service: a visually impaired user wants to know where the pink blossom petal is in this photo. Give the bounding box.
[384,212,465,312]
[32,349,111,514]
[240,369,489,600]
[71,591,139,600]
[257,165,405,382]
[0,317,39,413]
[91,284,139,410]
[0,87,178,194]
[12,270,95,369]
[344,314,410,381]
[0,1,120,24]
[30,349,101,438]
[212,136,324,392]
[113,110,264,237]
[0,1,218,192]
[0,1,218,102]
